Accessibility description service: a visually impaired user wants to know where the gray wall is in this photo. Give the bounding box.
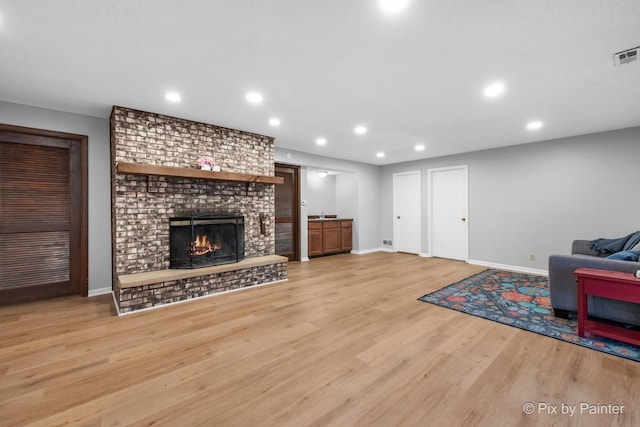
[275,148,381,255]
[380,126,640,271]
[306,172,337,216]
[1,101,112,293]
[336,172,359,246]
[4,99,636,283]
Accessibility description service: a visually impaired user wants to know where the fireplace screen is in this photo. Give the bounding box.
[170,213,245,269]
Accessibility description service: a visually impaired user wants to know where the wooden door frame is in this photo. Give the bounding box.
[0,123,89,297]
[275,162,300,262]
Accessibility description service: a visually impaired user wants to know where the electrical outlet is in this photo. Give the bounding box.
[387,240,392,246]
[529,253,536,261]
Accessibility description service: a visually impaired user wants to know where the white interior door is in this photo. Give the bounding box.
[393,171,421,254]
[429,166,468,260]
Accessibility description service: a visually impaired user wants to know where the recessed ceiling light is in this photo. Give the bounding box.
[526,120,543,130]
[165,91,181,103]
[379,0,410,14]
[316,170,329,178]
[483,82,505,98]
[415,144,425,151]
[316,137,327,146]
[354,125,368,135]
[376,152,385,158]
[269,118,281,126]
[246,91,263,104]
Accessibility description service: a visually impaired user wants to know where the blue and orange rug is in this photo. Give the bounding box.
[418,269,640,362]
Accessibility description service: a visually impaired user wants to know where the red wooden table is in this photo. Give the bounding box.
[574,267,640,346]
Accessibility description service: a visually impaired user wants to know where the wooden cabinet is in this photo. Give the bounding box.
[308,222,324,257]
[308,219,353,257]
[340,221,353,252]
[322,221,341,253]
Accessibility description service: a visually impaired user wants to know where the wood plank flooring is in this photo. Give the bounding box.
[1,252,638,426]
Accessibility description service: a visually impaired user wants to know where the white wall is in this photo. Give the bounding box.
[380,126,640,272]
[1,101,112,294]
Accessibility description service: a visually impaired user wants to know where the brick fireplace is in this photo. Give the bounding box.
[110,106,287,313]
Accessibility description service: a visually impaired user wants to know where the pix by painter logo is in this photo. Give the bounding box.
[523,401,625,416]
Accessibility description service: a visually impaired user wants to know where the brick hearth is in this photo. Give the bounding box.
[110,106,287,313]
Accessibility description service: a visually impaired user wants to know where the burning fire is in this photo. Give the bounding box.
[190,234,220,257]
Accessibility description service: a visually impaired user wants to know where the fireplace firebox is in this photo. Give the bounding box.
[170,213,245,269]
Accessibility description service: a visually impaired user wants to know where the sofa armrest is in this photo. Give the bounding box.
[548,254,640,312]
[571,240,599,256]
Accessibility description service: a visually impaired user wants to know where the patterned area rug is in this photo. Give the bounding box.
[418,269,640,362]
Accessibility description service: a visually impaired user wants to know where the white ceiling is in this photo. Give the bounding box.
[1,1,639,165]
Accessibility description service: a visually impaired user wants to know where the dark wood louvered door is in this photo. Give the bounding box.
[275,163,300,261]
[0,125,88,304]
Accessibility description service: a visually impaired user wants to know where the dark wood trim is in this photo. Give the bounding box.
[0,124,75,148]
[0,123,89,298]
[275,163,300,262]
[0,280,74,305]
[117,162,284,185]
[72,133,89,297]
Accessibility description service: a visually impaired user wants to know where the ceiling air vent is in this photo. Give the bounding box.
[613,46,638,66]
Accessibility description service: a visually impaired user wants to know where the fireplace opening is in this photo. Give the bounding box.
[170,213,245,269]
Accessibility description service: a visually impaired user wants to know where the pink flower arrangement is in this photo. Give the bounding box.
[197,156,215,167]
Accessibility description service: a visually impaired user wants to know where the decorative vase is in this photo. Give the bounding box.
[201,164,212,171]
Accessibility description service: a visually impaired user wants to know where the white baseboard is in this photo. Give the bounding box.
[351,248,384,255]
[301,257,310,262]
[88,287,113,297]
[467,259,548,276]
[419,252,432,258]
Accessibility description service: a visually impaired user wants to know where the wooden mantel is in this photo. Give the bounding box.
[116,162,284,185]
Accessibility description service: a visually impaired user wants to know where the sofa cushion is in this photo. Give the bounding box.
[607,250,640,261]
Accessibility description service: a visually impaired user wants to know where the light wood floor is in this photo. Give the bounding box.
[1,253,638,427]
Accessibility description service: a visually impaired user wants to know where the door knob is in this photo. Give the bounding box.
[461,218,466,221]
[396,216,401,219]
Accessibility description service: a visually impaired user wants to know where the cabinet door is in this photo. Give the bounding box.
[341,223,352,251]
[323,222,341,253]
[308,222,324,256]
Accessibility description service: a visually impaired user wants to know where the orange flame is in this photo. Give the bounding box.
[190,234,220,257]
